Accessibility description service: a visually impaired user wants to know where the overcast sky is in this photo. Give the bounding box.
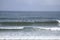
[0,0,60,11]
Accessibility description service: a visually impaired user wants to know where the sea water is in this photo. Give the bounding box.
[0,11,60,39]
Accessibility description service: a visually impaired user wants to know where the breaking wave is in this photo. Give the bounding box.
[0,26,60,31]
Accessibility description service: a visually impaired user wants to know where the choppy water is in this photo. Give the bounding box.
[0,11,60,39]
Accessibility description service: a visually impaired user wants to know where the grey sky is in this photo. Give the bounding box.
[0,0,60,11]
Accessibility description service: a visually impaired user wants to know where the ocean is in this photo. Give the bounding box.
[0,11,60,39]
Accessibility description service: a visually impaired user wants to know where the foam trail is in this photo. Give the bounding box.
[0,36,60,39]
[33,27,60,31]
[0,26,24,29]
[0,26,60,31]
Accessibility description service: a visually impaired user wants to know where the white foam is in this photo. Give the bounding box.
[0,26,60,31]
[34,27,60,31]
[0,26,24,29]
[0,36,60,39]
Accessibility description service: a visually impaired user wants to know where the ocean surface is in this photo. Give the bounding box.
[0,11,60,39]
[0,11,60,26]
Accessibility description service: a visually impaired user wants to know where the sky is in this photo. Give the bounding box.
[0,0,60,11]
